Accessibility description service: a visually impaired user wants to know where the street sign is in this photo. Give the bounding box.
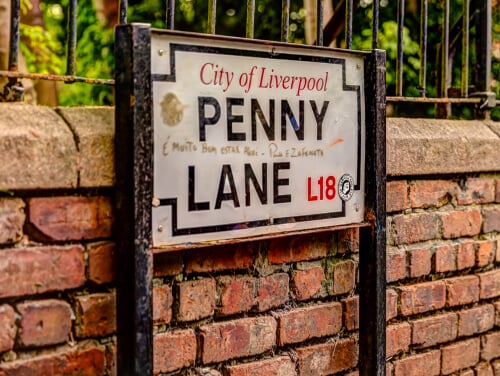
[150,31,368,247]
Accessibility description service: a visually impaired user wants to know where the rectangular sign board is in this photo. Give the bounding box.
[151,30,367,247]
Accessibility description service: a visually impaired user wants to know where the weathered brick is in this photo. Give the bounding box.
[87,242,115,284]
[392,213,439,245]
[495,301,500,326]
[460,369,476,376]
[386,323,411,357]
[476,363,494,376]
[338,228,360,254]
[178,278,215,321]
[497,239,500,263]
[28,196,112,241]
[153,284,173,324]
[457,178,496,205]
[75,293,116,338]
[154,329,197,374]
[0,305,15,353]
[479,270,500,299]
[343,295,359,330]
[394,350,441,376]
[17,300,72,348]
[199,317,276,363]
[476,240,496,267]
[105,343,116,376]
[481,331,500,361]
[226,356,296,376]
[441,209,482,239]
[387,248,407,282]
[409,180,455,209]
[446,275,480,307]
[257,273,289,311]
[399,281,446,316]
[496,179,500,203]
[0,198,25,244]
[457,241,476,270]
[0,245,85,298]
[217,276,255,316]
[0,346,105,375]
[296,337,358,376]
[185,244,255,273]
[433,244,456,273]
[458,305,495,337]
[331,260,356,295]
[441,338,480,375]
[483,207,500,233]
[153,251,183,277]
[278,302,342,345]
[387,180,408,212]
[493,359,500,376]
[291,265,324,301]
[268,233,333,263]
[411,312,457,348]
[387,289,398,321]
[408,248,431,278]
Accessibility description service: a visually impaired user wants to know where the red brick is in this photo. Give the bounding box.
[387,180,408,212]
[0,245,85,298]
[105,343,116,376]
[0,198,25,244]
[446,275,480,306]
[497,179,500,203]
[278,302,342,345]
[387,248,407,282]
[399,281,446,316]
[331,260,356,295]
[496,301,500,326]
[441,338,480,375]
[458,305,495,337]
[408,248,431,278]
[386,323,411,357]
[178,278,215,321]
[433,244,457,273]
[460,370,476,376]
[409,180,456,208]
[28,196,112,241]
[74,293,116,339]
[392,213,439,245]
[199,317,276,363]
[268,233,333,264]
[343,295,359,330]
[497,239,500,263]
[476,363,494,376]
[0,305,15,353]
[479,270,500,299]
[441,209,482,239]
[226,356,296,376]
[481,331,500,361]
[217,276,255,316]
[154,329,196,374]
[296,337,357,375]
[483,207,500,233]
[257,273,289,311]
[185,244,255,273]
[411,312,457,348]
[394,350,441,376]
[292,265,324,300]
[338,228,360,254]
[476,241,496,267]
[493,359,500,376]
[153,284,172,324]
[457,178,496,205]
[17,300,72,347]
[0,346,105,375]
[153,251,183,277]
[387,289,398,321]
[87,242,115,284]
[457,241,476,270]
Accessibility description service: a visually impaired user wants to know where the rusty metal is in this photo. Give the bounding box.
[66,0,78,76]
[0,70,115,85]
[346,0,353,48]
[317,0,324,46]
[396,0,404,96]
[9,0,20,72]
[119,0,127,24]
[419,0,428,96]
[461,0,469,97]
[246,0,255,39]
[387,95,498,105]
[372,0,379,49]
[281,0,290,42]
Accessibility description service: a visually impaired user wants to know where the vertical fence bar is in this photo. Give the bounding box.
[8,0,20,71]
[473,0,491,92]
[317,0,324,46]
[419,0,428,97]
[281,0,290,42]
[246,0,255,39]
[396,0,404,96]
[461,0,469,97]
[166,0,175,30]
[441,0,449,97]
[207,0,217,34]
[346,0,353,49]
[66,0,77,76]
[372,0,379,49]
[119,0,127,24]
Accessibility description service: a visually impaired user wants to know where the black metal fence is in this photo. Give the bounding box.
[1,0,498,118]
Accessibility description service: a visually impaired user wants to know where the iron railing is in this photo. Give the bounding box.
[1,0,498,117]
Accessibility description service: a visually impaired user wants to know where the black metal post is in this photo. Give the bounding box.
[359,49,386,376]
[114,23,154,376]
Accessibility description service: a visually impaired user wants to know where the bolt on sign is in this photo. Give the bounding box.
[151,31,367,247]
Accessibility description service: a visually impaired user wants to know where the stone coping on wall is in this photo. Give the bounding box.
[0,103,499,190]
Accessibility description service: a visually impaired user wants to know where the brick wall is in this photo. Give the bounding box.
[0,105,499,375]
